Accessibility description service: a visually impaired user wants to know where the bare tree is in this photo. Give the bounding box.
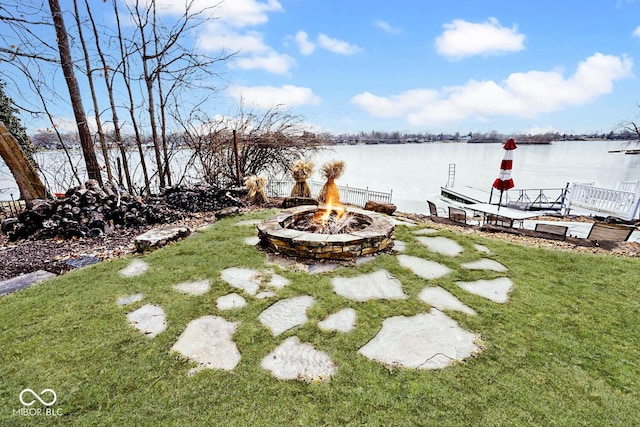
[179,104,326,187]
[72,0,112,181]
[47,0,102,185]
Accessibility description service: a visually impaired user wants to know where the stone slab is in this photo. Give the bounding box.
[217,293,247,310]
[119,260,149,278]
[397,255,452,280]
[220,267,262,295]
[418,287,476,315]
[358,310,480,369]
[261,336,335,382]
[456,277,514,303]
[415,236,464,257]
[127,304,166,338]
[135,226,191,252]
[474,244,492,254]
[461,259,508,272]
[171,315,241,373]
[258,296,314,336]
[116,293,144,306]
[173,279,211,296]
[0,270,57,297]
[331,269,407,302]
[318,308,357,332]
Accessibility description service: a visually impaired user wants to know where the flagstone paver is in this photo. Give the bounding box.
[119,218,520,380]
[415,236,464,256]
[220,267,262,295]
[391,240,406,252]
[418,287,476,315]
[117,293,144,306]
[474,244,492,254]
[267,273,290,289]
[127,304,166,338]
[358,310,480,369]
[397,255,452,280]
[120,259,149,277]
[173,279,211,295]
[244,236,261,246]
[331,270,407,302]
[171,315,241,373]
[456,277,514,303]
[258,296,315,336]
[261,336,336,382]
[461,259,508,272]
[318,308,357,332]
[217,293,247,310]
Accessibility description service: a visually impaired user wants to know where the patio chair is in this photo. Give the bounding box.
[448,206,468,225]
[586,222,635,242]
[485,214,514,228]
[427,200,446,217]
[534,223,568,239]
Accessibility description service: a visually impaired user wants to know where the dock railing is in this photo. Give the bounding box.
[266,180,393,208]
[566,182,640,220]
[494,186,570,211]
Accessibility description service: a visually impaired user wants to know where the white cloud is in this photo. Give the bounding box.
[435,17,525,60]
[295,31,316,55]
[150,0,291,74]
[147,0,282,27]
[317,34,361,55]
[198,19,294,74]
[351,53,633,126]
[227,85,321,109]
[232,52,295,75]
[633,25,640,37]
[375,20,401,35]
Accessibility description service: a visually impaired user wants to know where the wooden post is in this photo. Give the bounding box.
[233,129,242,186]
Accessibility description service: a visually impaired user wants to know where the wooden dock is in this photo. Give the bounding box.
[440,186,491,204]
[441,185,568,211]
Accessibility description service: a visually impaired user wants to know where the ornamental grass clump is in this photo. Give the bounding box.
[244,175,269,205]
[318,160,344,204]
[290,158,314,198]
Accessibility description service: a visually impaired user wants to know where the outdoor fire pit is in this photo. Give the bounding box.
[257,205,395,260]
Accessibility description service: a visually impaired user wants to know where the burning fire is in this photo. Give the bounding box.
[316,185,346,224]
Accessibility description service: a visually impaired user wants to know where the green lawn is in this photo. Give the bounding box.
[1,209,639,426]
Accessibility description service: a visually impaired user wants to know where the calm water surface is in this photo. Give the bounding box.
[2,140,639,214]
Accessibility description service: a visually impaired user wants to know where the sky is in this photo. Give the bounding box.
[171,0,640,136]
[3,0,640,137]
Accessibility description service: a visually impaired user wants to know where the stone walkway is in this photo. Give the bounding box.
[118,218,514,382]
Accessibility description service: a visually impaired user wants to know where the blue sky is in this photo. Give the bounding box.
[178,0,640,135]
[3,0,640,137]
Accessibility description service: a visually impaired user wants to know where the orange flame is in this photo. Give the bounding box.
[316,183,346,224]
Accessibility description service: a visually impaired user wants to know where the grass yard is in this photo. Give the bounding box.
[1,209,639,426]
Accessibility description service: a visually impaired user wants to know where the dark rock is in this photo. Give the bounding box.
[364,200,397,215]
[135,226,191,252]
[216,206,241,218]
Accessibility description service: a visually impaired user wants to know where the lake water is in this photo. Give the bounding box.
[2,140,639,215]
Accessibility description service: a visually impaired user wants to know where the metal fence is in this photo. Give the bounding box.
[266,180,393,208]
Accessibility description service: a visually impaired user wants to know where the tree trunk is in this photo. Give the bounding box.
[48,0,103,186]
[0,122,48,201]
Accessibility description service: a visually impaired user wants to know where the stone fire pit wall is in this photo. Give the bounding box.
[257,205,395,260]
